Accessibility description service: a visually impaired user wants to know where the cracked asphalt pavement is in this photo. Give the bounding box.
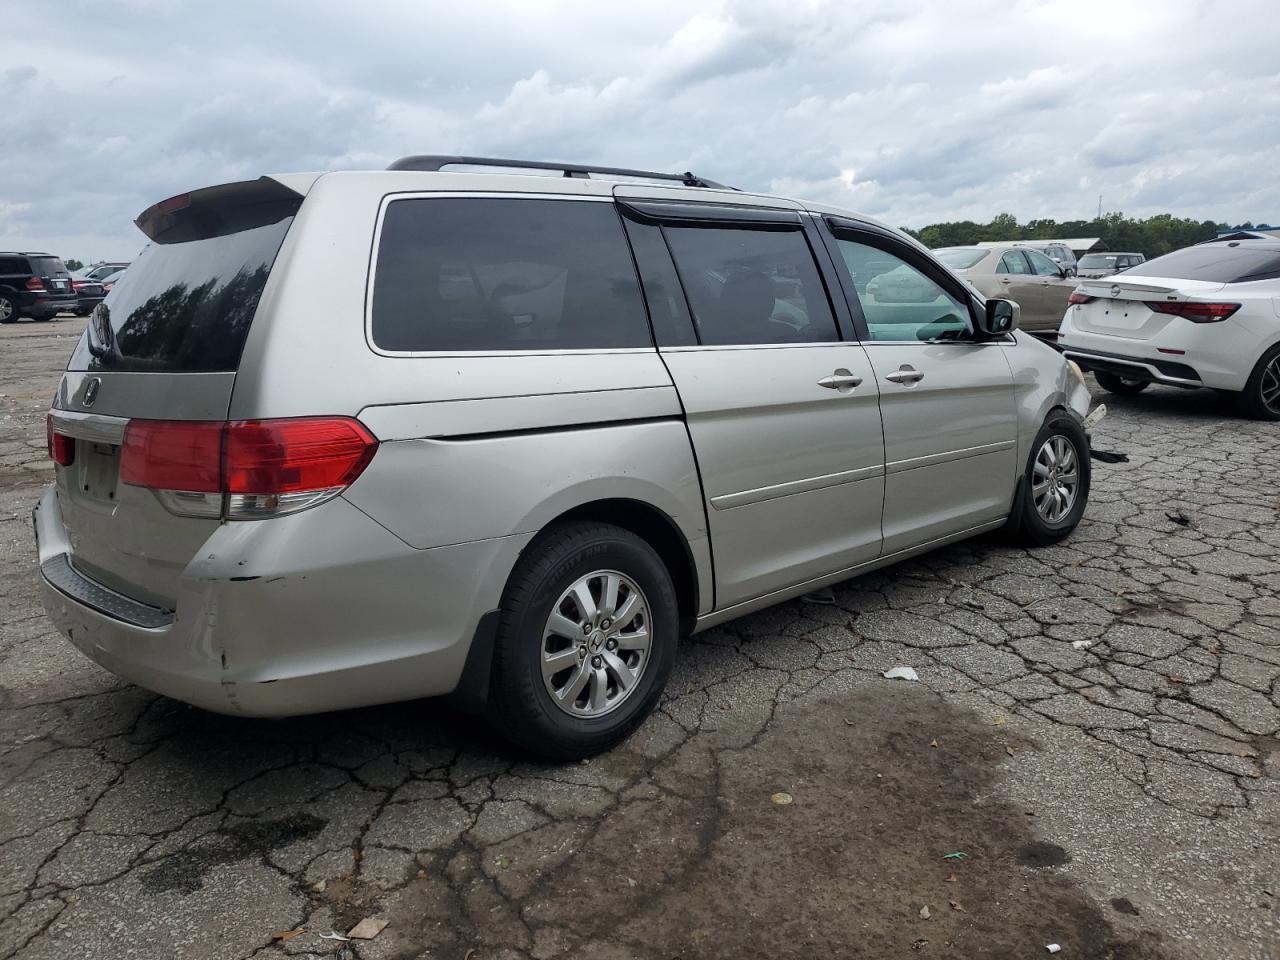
[2,317,1278,959]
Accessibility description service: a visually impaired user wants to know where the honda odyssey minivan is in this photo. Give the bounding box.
[35,156,1095,758]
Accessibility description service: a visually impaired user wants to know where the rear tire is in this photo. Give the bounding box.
[487,521,678,760]
[1234,343,1280,421]
[1094,371,1149,395]
[1010,414,1091,546]
[0,294,16,324]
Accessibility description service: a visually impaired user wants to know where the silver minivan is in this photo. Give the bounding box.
[35,157,1095,758]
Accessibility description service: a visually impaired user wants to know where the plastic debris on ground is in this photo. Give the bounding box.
[347,917,388,940]
[1071,640,1094,651]
[1046,945,1062,954]
[770,791,794,805]
[320,931,351,942]
[1090,449,1128,464]
[882,666,919,681]
[1082,403,1107,430]
[919,905,931,920]
[942,852,967,861]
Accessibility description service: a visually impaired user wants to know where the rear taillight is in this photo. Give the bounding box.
[1145,301,1241,323]
[46,414,75,466]
[120,417,378,519]
[1067,291,1095,305]
[25,277,45,291]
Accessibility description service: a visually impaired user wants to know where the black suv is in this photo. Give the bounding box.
[0,252,78,322]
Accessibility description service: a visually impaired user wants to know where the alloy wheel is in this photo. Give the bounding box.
[1032,435,1080,523]
[541,570,652,718]
[1261,355,1280,415]
[0,299,12,322]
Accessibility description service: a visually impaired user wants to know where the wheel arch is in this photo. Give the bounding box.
[545,498,702,632]
[448,496,704,717]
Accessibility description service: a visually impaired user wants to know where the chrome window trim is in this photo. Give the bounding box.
[363,192,646,360]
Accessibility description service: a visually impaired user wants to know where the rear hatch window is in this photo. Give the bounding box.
[1125,245,1280,284]
[30,256,70,278]
[69,180,300,372]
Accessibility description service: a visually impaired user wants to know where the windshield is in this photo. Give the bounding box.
[934,248,986,270]
[68,214,295,372]
[1125,244,1280,284]
[1078,254,1118,268]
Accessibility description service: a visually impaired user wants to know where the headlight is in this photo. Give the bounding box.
[1066,360,1087,387]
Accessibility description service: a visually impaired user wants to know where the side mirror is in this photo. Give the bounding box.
[978,298,1019,337]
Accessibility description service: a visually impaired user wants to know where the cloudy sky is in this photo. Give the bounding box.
[3,0,1277,261]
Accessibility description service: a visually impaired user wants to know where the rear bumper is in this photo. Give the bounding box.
[34,485,530,716]
[1060,345,1203,388]
[1059,310,1254,390]
[18,291,77,315]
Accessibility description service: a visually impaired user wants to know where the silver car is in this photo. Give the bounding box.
[35,156,1095,758]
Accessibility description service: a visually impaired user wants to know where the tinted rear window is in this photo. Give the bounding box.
[370,198,651,353]
[69,215,294,372]
[30,256,69,277]
[1078,254,1117,268]
[934,248,986,270]
[1125,245,1280,284]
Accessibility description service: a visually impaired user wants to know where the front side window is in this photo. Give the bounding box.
[662,226,838,346]
[999,251,1031,275]
[835,238,971,342]
[1026,249,1062,276]
[371,198,651,352]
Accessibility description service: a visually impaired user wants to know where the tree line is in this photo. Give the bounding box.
[902,213,1226,258]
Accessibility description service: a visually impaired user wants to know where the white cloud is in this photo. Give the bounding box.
[2,0,1278,260]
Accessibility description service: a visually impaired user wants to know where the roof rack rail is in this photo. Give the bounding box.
[386,155,735,190]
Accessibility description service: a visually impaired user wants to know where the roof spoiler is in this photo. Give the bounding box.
[387,155,736,190]
[135,177,306,244]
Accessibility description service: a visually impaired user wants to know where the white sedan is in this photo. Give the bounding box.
[1058,238,1280,419]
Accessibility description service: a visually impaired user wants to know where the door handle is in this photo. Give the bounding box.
[1000,277,1011,283]
[817,368,863,392]
[884,365,924,385]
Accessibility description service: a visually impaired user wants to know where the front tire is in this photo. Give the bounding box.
[1011,414,1091,546]
[487,521,678,760]
[1094,371,1149,395]
[1235,343,1280,421]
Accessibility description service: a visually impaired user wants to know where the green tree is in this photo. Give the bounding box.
[909,212,1224,257]
[64,258,84,271]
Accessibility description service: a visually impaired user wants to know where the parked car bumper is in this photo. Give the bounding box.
[33,484,530,716]
[19,291,78,317]
[1059,310,1249,390]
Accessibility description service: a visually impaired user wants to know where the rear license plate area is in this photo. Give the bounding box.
[75,442,120,502]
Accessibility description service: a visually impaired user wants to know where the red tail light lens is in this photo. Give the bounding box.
[46,415,75,466]
[121,420,223,491]
[120,417,378,519]
[223,419,378,494]
[1067,292,1095,305]
[1145,301,1240,323]
[25,277,45,291]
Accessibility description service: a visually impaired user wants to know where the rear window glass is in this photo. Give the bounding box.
[370,198,651,353]
[662,225,838,345]
[1078,254,1118,268]
[1125,245,1280,283]
[68,215,295,372]
[30,256,69,277]
[934,248,986,270]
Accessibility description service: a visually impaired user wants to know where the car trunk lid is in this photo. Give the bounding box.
[1068,275,1226,340]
